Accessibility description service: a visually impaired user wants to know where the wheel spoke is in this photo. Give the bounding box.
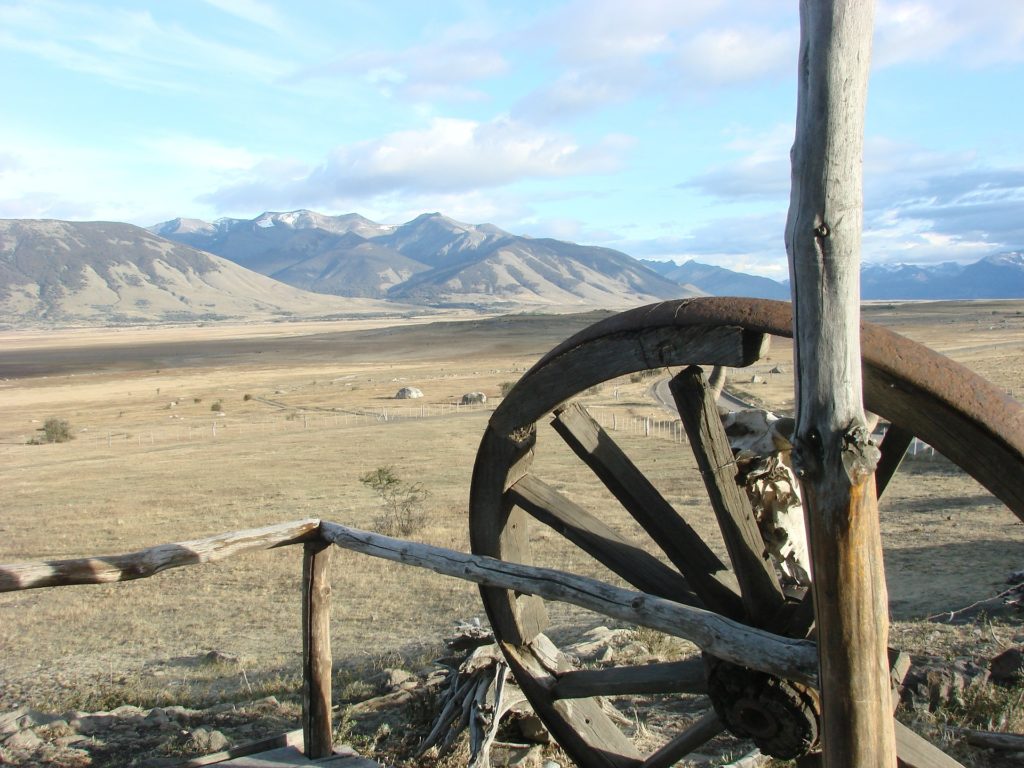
[894,719,966,768]
[640,711,724,768]
[671,366,786,627]
[551,402,744,619]
[501,640,644,767]
[470,426,549,646]
[876,423,915,498]
[508,474,702,607]
[470,298,1024,768]
[552,658,708,700]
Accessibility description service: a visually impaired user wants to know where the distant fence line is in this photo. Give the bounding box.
[67,402,693,450]
[65,403,942,462]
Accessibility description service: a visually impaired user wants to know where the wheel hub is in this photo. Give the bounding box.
[706,659,820,759]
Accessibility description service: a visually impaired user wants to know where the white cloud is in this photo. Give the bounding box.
[678,125,1024,266]
[675,26,794,86]
[204,117,631,211]
[875,0,1024,68]
[513,64,652,121]
[516,2,796,118]
[681,124,793,200]
[0,128,266,224]
[539,0,720,63]
[511,216,625,244]
[201,0,285,32]
[862,216,996,265]
[291,25,508,104]
[618,210,790,277]
[0,0,289,91]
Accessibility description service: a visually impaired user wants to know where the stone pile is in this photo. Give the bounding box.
[0,696,293,767]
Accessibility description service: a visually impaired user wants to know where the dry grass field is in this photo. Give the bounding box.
[3,300,1024,763]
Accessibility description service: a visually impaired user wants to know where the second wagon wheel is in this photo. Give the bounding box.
[469,297,1024,768]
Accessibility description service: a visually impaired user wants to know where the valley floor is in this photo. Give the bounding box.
[2,300,1024,765]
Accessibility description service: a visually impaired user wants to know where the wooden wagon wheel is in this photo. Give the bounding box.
[469,297,1024,768]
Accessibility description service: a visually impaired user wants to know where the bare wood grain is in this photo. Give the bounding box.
[500,640,643,768]
[671,365,785,627]
[552,658,707,700]
[0,518,322,593]
[894,720,965,768]
[490,325,769,437]
[875,424,914,497]
[508,474,701,607]
[785,1,894,765]
[302,540,333,759]
[469,425,549,646]
[550,402,744,618]
[319,520,818,685]
[178,729,304,767]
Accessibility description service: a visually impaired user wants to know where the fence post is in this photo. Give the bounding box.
[785,2,895,765]
[302,540,333,758]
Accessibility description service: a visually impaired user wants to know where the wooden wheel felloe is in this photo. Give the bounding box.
[468,297,1024,768]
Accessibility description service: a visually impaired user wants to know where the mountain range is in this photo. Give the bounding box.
[151,210,688,307]
[2,208,1023,328]
[641,252,1024,301]
[638,259,791,300]
[157,210,1024,303]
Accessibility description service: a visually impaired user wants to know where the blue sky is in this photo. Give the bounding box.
[1,1,1022,279]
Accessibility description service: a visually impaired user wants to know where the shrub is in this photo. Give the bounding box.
[243,393,253,401]
[211,401,222,412]
[629,369,660,383]
[359,465,429,537]
[30,418,73,444]
[499,381,517,397]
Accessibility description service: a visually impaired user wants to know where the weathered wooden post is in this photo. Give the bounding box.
[785,1,896,766]
[301,540,334,758]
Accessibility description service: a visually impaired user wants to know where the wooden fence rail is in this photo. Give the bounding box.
[0,517,818,760]
[0,519,321,592]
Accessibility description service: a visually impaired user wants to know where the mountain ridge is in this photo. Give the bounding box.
[4,210,1022,329]
[642,253,1024,301]
[151,210,690,307]
[154,210,1024,304]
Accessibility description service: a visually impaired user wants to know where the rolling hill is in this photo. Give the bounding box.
[0,219,405,327]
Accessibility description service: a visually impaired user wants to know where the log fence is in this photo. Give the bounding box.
[0,517,819,761]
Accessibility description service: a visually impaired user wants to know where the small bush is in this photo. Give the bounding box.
[30,418,73,444]
[629,369,660,383]
[211,401,222,412]
[359,465,429,537]
[243,393,253,401]
[499,381,517,397]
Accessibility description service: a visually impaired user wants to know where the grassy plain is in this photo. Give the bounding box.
[2,300,1024,748]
